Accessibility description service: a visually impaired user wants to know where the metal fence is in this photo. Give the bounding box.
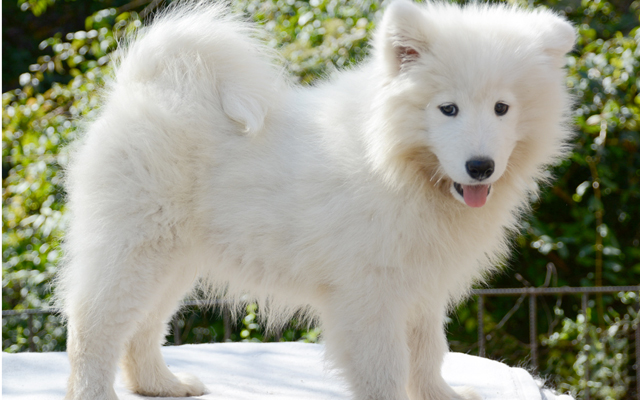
[3,285,640,398]
[471,285,640,400]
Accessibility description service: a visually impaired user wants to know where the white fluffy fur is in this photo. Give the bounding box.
[57,1,575,399]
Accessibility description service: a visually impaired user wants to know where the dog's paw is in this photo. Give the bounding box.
[452,386,482,400]
[174,372,208,396]
[133,372,208,397]
[65,387,119,400]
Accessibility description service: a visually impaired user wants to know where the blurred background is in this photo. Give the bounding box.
[2,0,639,398]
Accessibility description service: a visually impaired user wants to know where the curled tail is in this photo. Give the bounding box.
[113,1,286,134]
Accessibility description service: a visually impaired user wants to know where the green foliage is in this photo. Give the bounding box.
[2,0,135,90]
[2,4,142,352]
[542,293,639,400]
[236,303,321,342]
[18,0,57,17]
[233,0,379,83]
[240,303,262,341]
[2,0,639,397]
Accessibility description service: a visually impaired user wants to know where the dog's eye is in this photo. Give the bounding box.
[494,102,509,116]
[439,104,459,117]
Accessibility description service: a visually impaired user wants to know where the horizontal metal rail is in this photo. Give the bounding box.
[2,308,60,316]
[471,285,640,295]
[0,299,229,317]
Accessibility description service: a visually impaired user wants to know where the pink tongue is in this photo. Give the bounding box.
[462,184,490,208]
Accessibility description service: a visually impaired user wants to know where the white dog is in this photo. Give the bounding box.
[57,1,575,399]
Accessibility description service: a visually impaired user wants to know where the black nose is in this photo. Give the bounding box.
[466,158,495,181]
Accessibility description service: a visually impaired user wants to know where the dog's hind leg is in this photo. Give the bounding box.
[61,230,198,400]
[120,258,206,397]
[62,250,161,399]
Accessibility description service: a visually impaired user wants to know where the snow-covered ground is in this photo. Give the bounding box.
[2,342,573,400]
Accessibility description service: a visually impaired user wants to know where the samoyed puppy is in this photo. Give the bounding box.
[57,1,575,399]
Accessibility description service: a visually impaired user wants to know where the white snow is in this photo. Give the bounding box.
[2,342,574,400]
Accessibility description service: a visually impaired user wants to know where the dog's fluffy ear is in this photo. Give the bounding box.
[375,0,430,75]
[538,15,576,65]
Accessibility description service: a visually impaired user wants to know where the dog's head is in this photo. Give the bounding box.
[368,0,575,208]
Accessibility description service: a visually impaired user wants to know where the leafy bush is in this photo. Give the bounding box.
[542,292,639,399]
[2,4,138,351]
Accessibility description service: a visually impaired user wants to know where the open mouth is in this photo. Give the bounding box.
[453,182,492,208]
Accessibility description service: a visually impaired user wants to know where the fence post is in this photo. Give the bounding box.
[635,294,639,400]
[529,294,538,371]
[173,317,181,345]
[28,314,35,352]
[478,295,485,357]
[223,308,231,342]
[582,293,590,400]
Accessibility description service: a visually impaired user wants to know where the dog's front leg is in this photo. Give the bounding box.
[407,308,482,400]
[320,286,412,400]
